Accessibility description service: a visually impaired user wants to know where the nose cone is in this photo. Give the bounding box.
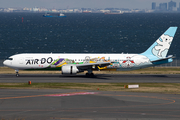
[3,60,9,66]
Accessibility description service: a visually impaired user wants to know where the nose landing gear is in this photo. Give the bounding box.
[15,70,19,77]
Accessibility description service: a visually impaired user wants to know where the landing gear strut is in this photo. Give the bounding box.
[15,70,19,77]
[86,69,94,77]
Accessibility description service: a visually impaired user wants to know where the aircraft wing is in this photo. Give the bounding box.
[75,62,111,69]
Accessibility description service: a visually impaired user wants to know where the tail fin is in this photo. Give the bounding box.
[141,27,177,61]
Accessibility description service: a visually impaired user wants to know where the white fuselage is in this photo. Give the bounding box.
[3,53,152,71]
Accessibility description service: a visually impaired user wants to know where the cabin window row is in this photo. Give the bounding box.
[53,59,126,62]
[72,59,125,62]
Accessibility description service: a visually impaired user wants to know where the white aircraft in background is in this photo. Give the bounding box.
[3,27,177,77]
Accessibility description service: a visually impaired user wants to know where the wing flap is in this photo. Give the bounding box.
[75,62,111,67]
[74,62,111,70]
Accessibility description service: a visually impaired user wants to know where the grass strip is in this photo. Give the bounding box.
[0,83,180,94]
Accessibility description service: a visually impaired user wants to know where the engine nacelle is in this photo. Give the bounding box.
[62,65,79,74]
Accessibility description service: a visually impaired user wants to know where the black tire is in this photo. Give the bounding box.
[86,73,94,77]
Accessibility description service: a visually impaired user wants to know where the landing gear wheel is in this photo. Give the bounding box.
[90,73,94,76]
[86,73,94,77]
[86,73,89,77]
[15,70,19,77]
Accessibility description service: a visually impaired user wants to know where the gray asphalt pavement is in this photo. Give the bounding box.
[0,74,180,83]
[0,89,180,120]
[0,74,180,120]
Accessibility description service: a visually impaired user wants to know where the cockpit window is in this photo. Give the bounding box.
[8,58,13,60]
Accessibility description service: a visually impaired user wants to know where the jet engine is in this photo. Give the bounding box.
[62,65,79,74]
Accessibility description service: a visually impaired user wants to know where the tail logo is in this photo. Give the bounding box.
[152,34,173,58]
[122,57,135,68]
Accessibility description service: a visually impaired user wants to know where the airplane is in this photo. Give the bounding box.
[3,27,177,77]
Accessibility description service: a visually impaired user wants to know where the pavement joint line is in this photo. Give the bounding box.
[65,94,176,109]
[110,111,180,118]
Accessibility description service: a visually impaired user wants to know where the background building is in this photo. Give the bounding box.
[168,0,176,11]
[152,2,156,10]
[152,0,179,12]
[178,3,180,11]
[159,3,167,11]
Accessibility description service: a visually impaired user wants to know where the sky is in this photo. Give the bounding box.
[0,0,180,9]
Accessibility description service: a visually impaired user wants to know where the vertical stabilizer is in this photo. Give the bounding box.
[141,27,177,61]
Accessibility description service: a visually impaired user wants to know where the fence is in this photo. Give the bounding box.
[156,59,180,67]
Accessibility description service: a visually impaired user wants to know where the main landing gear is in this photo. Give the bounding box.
[15,70,19,77]
[86,73,94,77]
[86,69,95,77]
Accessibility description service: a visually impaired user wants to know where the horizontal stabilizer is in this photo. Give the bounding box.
[151,55,174,63]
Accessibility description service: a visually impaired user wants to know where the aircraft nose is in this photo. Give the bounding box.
[3,60,9,66]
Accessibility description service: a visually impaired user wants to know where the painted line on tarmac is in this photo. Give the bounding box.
[0,92,98,100]
[45,92,98,97]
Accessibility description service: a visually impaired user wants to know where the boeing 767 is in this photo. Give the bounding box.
[3,27,177,77]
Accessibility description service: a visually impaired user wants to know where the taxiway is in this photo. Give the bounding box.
[0,74,180,83]
[0,74,180,120]
[0,89,180,120]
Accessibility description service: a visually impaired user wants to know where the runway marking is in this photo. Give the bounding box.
[45,92,98,97]
[0,94,46,100]
[0,92,97,100]
[50,118,92,120]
